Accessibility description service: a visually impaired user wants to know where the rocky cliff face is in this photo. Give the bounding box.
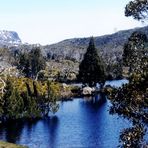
[0,30,21,46]
[0,30,22,71]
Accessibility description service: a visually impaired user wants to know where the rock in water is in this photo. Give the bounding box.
[82,87,95,95]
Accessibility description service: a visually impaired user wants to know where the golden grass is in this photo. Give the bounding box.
[0,141,27,148]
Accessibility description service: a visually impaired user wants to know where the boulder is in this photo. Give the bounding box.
[82,86,95,95]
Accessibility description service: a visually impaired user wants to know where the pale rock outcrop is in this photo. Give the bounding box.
[82,87,95,95]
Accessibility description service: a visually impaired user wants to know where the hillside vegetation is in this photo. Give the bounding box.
[43,26,148,62]
[0,26,148,80]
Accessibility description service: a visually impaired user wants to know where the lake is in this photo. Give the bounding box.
[0,79,131,148]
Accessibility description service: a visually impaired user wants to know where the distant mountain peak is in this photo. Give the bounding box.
[0,30,21,44]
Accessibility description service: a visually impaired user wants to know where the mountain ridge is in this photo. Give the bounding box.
[46,26,145,46]
[0,26,148,79]
[43,25,148,61]
[0,26,148,62]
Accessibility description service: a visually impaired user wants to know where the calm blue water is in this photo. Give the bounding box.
[105,79,129,88]
[0,80,131,148]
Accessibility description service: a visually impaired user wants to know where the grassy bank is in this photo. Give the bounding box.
[0,141,27,148]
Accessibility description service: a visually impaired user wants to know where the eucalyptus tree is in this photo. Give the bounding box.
[107,0,148,147]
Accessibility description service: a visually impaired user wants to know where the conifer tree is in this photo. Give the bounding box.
[30,47,46,79]
[18,47,46,78]
[2,79,24,119]
[18,52,30,77]
[78,37,106,86]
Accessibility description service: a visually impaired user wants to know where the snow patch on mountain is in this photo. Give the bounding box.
[0,30,21,44]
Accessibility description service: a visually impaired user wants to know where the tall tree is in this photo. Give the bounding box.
[107,0,148,147]
[17,47,46,79]
[77,37,106,87]
[30,47,46,79]
[46,81,59,115]
[18,52,31,77]
[2,79,24,119]
[24,81,41,118]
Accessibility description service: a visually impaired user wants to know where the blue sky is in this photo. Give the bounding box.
[0,0,144,45]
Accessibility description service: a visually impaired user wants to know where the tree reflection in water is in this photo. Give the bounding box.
[43,116,59,147]
[83,93,106,106]
[0,117,59,147]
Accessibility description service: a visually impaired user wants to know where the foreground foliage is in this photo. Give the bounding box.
[0,77,60,121]
[106,1,148,146]
[107,31,148,147]
[106,1,148,147]
[125,0,148,21]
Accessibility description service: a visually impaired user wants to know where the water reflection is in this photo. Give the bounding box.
[43,116,59,148]
[0,98,131,148]
[24,119,39,142]
[83,93,106,107]
[79,96,126,147]
[0,117,60,148]
[79,99,108,147]
[1,121,24,143]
